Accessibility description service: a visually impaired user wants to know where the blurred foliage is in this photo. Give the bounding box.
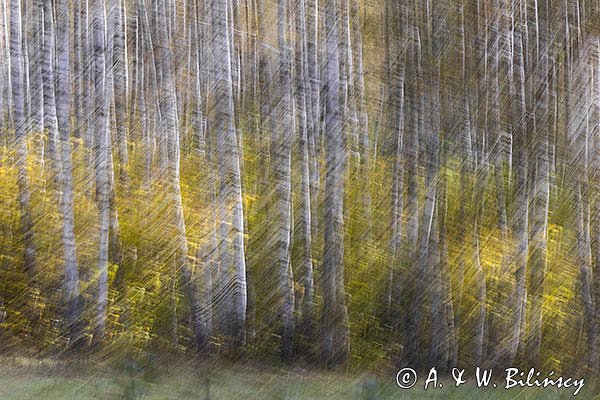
[0,128,587,374]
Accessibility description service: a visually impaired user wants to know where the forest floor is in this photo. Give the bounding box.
[0,356,597,399]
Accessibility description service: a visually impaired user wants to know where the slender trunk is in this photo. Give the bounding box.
[505,27,529,367]
[92,0,110,342]
[470,0,488,367]
[155,0,208,351]
[55,0,82,345]
[211,0,247,351]
[590,39,600,372]
[10,0,37,281]
[351,0,370,235]
[28,0,42,141]
[137,0,153,189]
[113,0,129,184]
[386,60,404,331]
[569,46,594,371]
[439,130,456,371]
[486,0,509,366]
[83,0,95,174]
[193,3,206,156]
[454,0,470,362]
[272,0,295,362]
[295,0,315,356]
[403,21,421,366]
[321,0,348,367]
[425,18,446,367]
[104,0,123,283]
[72,0,83,140]
[527,2,550,366]
[256,0,272,193]
[306,0,320,235]
[41,0,61,184]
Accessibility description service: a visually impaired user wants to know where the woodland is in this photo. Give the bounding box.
[0,0,599,388]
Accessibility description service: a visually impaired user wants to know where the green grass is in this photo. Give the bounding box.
[0,358,597,399]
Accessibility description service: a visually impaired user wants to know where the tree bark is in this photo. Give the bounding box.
[41,0,61,183]
[10,0,37,282]
[505,26,529,368]
[294,0,316,357]
[211,0,247,352]
[112,0,129,184]
[55,0,82,345]
[92,0,111,343]
[155,0,208,352]
[527,1,550,366]
[321,0,349,367]
[271,0,295,362]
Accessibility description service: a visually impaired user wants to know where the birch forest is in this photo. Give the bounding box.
[1,0,600,397]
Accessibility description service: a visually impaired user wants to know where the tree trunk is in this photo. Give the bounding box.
[386,52,404,331]
[10,0,37,282]
[211,0,247,352]
[527,2,550,366]
[55,0,82,345]
[271,0,295,362]
[113,0,129,184]
[41,0,61,184]
[92,0,111,343]
[321,0,348,367]
[403,20,421,366]
[505,26,529,367]
[155,0,208,351]
[590,38,600,372]
[28,0,43,147]
[351,0,370,236]
[306,0,320,236]
[294,0,315,357]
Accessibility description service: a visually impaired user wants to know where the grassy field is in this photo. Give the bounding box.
[0,357,597,399]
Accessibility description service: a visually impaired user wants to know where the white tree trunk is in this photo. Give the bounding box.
[321,0,348,367]
[55,0,82,343]
[10,0,37,280]
[92,0,111,342]
[211,0,247,351]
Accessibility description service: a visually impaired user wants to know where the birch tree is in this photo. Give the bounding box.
[155,0,208,351]
[92,0,111,342]
[41,0,60,181]
[507,25,529,368]
[271,0,295,361]
[55,0,82,343]
[526,0,550,366]
[294,0,315,355]
[112,0,129,183]
[321,0,349,367]
[10,0,37,281]
[402,19,421,367]
[211,0,247,351]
